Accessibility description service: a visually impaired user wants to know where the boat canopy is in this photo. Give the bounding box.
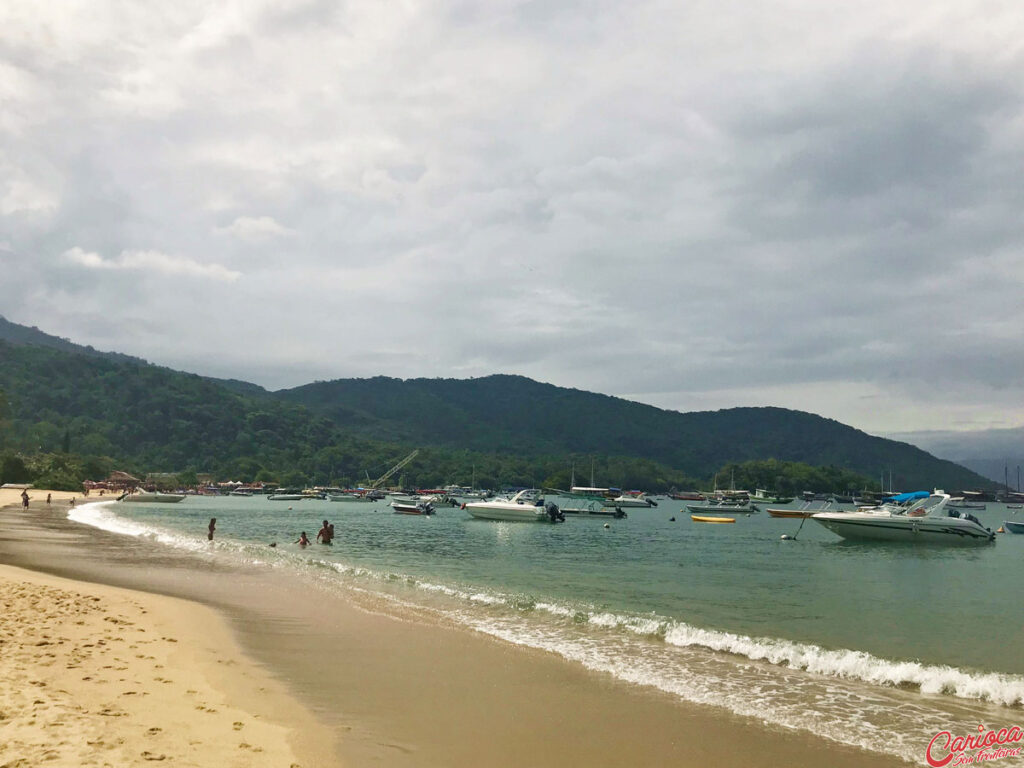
[882,491,930,503]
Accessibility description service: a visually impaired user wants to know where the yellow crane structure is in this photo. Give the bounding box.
[368,449,419,489]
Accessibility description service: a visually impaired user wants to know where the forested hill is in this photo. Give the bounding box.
[0,315,144,365]
[0,315,267,397]
[277,375,988,490]
[0,314,993,491]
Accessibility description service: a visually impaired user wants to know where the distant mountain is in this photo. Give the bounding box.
[891,428,1024,485]
[277,375,992,490]
[0,317,996,490]
[0,315,268,397]
[0,315,145,365]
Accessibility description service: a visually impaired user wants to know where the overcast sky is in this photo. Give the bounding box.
[2,0,1023,436]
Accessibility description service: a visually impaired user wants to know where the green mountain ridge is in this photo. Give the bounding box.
[276,375,987,490]
[0,318,993,491]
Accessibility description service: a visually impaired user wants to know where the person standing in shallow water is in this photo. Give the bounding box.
[317,520,333,545]
[208,518,216,541]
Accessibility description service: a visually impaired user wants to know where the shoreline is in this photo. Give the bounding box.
[1,496,908,767]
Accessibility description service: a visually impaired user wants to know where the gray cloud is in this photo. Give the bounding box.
[2,1,1024,434]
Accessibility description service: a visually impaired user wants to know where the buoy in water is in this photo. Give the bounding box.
[781,534,794,540]
[603,523,610,529]
[669,517,676,522]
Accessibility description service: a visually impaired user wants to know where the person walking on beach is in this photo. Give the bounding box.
[295,531,310,547]
[46,493,51,505]
[317,520,333,545]
[20,489,29,508]
[208,518,216,541]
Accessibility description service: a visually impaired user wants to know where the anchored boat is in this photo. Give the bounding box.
[812,492,995,544]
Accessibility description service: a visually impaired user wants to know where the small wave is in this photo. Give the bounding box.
[663,623,1024,707]
[67,502,198,549]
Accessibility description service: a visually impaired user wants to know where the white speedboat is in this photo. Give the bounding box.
[812,492,995,544]
[391,500,434,515]
[608,493,657,508]
[120,488,186,503]
[328,492,373,502]
[463,490,564,522]
[948,498,986,510]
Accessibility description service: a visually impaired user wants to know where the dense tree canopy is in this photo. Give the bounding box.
[0,336,993,494]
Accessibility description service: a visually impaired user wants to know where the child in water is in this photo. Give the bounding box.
[295,531,310,547]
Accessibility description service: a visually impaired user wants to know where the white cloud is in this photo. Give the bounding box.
[1,1,1023,432]
[63,247,241,282]
[216,215,296,242]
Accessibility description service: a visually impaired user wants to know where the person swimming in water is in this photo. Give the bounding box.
[295,531,310,547]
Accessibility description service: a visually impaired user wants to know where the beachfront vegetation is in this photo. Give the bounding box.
[0,323,995,493]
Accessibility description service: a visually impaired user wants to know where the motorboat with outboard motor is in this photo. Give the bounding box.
[463,490,564,522]
[391,499,435,515]
[812,492,995,544]
[560,500,627,518]
[608,493,657,508]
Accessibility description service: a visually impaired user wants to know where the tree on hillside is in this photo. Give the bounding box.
[0,388,9,449]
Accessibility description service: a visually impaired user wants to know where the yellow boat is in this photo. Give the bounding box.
[691,514,735,524]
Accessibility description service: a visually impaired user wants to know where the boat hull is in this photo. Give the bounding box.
[1002,520,1024,534]
[812,514,995,544]
[465,505,548,522]
[691,515,735,523]
[561,506,626,517]
[391,501,433,515]
[767,509,814,518]
[686,504,754,515]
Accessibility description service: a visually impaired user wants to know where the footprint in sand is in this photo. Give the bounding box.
[233,721,244,730]
[146,727,162,736]
[140,751,167,761]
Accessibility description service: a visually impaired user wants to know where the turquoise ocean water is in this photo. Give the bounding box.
[70,495,1024,763]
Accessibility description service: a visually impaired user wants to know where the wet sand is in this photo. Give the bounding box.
[1,497,908,767]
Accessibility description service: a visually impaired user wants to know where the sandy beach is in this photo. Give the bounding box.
[0,561,332,767]
[0,486,87,507]
[0,492,908,767]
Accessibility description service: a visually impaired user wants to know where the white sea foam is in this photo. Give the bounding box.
[67,501,196,549]
[535,602,575,618]
[662,622,1024,707]
[385,573,1024,710]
